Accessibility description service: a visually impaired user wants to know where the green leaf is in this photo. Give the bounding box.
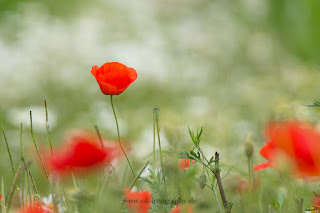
[208,156,215,165]
[179,151,189,159]
[278,191,284,209]
[305,101,320,107]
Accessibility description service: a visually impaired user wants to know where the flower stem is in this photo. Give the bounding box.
[248,156,253,193]
[110,95,138,188]
[154,108,167,198]
[1,127,15,176]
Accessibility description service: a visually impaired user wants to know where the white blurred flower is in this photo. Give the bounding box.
[7,106,56,132]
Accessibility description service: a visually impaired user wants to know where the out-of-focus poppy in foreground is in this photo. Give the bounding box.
[255,120,320,178]
[124,189,152,213]
[46,131,123,176]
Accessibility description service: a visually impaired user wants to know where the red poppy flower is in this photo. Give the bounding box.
[91,62,137,95]
[46,131,122,176]
[235,177,259,194]
[19,202,54,213]
[170,204,193,213]
[313,195,320,209]
[179,159,195,171]
[254,120,320,178]
[0,194,2,201]
[124,189,152,213]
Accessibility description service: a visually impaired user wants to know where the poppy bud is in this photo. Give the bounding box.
[245,133,254,158]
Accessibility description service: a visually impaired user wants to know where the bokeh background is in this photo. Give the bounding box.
[1,0,320,212]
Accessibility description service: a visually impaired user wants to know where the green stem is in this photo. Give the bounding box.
[94,125,104,148]
[60,180,70,212]
[153,110,156,173]
[71,171,78,190]
[248,156,252,193]
[30,111,50,184]
[29,171,39,195]
[129,161,150,190]
[1,177,6,213]
[110,95,138,188]
[20,123,24,207]
[44,100,53,155]
[21,158,32,204]
[154,108,167,198]
[1,128,15,176]
[6,164,21,211]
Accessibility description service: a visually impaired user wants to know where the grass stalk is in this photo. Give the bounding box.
[30,111,50,184]
[28,171,39,195]
[154,108,167,197]
[21,158,32,204]
[129,161,150,190]
[1,177,6,213]
[6,164,21,211]
[44,100,53,155]
[153,109,156,172]
[60,180,71,213]
[1,128,15,176]
[20,123,25,207]
[94,125,104,148]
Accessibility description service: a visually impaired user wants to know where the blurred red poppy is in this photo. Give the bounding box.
[254,120,320,178]
[235,177,259,193]
[170,204,193,213]
[91,62,137,95]
[313,195,320,209]
[19,202,54,213]
[47,131,122,176]
[179,159,195,171]
[124,189,152,213]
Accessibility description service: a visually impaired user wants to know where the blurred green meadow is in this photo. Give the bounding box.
[1,0,320,212]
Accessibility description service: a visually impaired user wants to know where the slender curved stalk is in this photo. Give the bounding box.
[30,111,50,184]
[20,123,24,207]
[129,161,149,190]
[154,108,167,197]
[60,180,70,212]
[29,171,39,195]
[6,164,21,211]
[94,125,104,148]
[21,158,32,204]
[44,100,53,155]
[1,128,15,176]
[153,110,156,172]
[110,95,138,188]
[1,177,6,213]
